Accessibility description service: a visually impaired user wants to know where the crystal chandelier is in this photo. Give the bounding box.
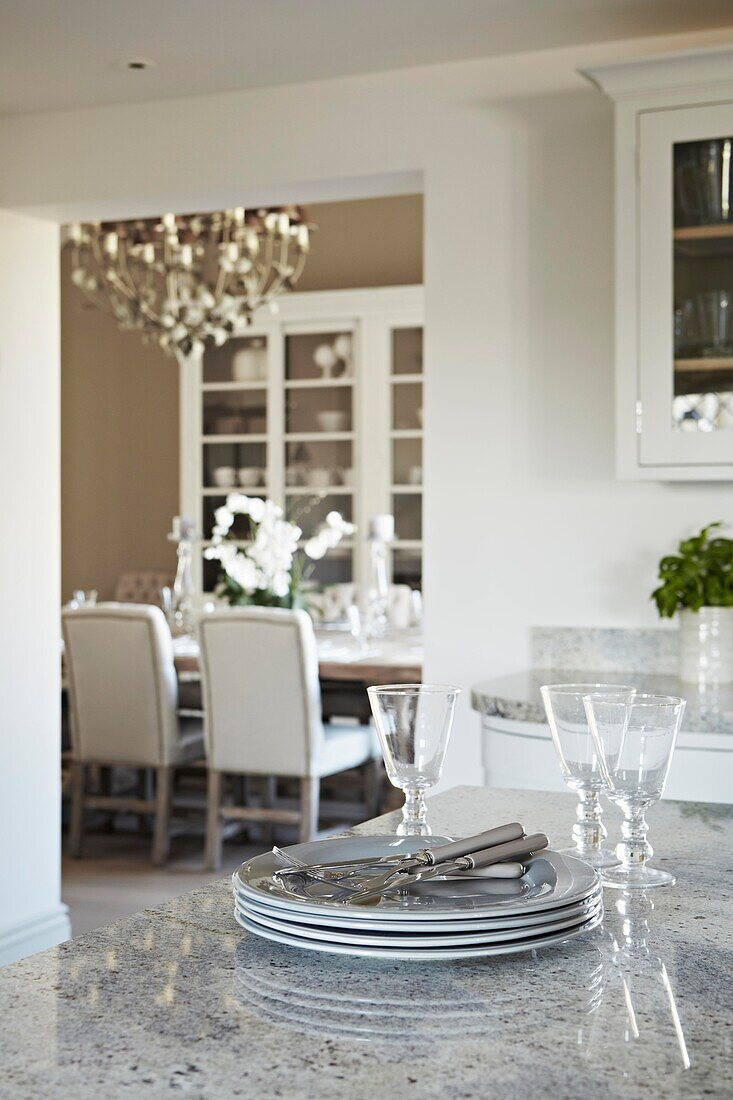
[66,206,312,356]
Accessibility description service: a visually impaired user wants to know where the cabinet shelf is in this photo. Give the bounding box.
[390,429,423,439]
[675,357,733,373]
[202,434,268,444]
[285,486,354,495]
[673,224,733,240]
[390,373,423,384]
[201,381,267,391]
[284,377,353,389]
[202,486,269,495]
[391,484,423,493]
[284,431,354,442]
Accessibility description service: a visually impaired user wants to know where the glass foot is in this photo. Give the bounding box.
[601,865,675,890]
[558,845,620,869]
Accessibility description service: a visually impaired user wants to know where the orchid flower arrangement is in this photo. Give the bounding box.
[204,493,355,608]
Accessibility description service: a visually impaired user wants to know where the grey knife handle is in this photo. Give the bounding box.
[423,822,525,865]
[464,832,548,870]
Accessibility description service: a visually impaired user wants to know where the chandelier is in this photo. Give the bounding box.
[66,206,312,357]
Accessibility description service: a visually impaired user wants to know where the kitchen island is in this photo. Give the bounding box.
[0,786,731,1098]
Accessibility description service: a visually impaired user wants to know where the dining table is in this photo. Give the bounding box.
[173,627,424,722]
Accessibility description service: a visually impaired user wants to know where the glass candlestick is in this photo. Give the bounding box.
[167,517,198,637]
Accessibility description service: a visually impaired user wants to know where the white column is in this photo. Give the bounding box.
[0,209,70,964]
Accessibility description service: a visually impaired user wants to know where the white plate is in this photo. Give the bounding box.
[234,906,604,960]
[233,882,603,934]
[234,835,600,922]
[235,894,603,948]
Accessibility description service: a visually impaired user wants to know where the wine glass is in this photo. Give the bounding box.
[583,693,685,889]
[367,684,459,835]
[541,683,636,867]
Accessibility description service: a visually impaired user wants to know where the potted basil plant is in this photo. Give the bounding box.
[652,522,733,683]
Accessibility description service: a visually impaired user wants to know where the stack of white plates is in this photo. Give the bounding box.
[232,835,603,960]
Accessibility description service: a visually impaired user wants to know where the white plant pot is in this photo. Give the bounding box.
[679,606,733,684]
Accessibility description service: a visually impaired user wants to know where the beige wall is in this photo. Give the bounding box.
[61,194,423,600]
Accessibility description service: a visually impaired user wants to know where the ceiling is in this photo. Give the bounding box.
[2,0,732,116]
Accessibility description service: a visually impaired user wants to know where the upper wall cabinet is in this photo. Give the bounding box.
[587,48,733,480]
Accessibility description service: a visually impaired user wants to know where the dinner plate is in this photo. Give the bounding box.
[234,836,600,922]
[233,882,603,934]
[235,895,603,948]
[234,906,604,960]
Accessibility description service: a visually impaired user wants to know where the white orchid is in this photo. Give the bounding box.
[209,497,354,606]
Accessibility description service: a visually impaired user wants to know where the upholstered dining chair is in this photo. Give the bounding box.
[62,604,204,865]
[113,570,174,607]
[197,607,382,871]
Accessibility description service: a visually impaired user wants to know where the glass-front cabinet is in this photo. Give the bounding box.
[179,286,424,594]
[589,49,733,479]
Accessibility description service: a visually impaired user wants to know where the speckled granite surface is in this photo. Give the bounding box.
[531,626,680,674]
[471,669,733,735]
[0,787,731,1098]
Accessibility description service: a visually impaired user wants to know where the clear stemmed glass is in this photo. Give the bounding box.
[367,684,459,835]
[541,683,636,867]
[583,693,686,889]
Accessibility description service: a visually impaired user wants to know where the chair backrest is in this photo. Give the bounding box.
[114,570,174,607]
[197,607,323,777]
[63,604,179,766]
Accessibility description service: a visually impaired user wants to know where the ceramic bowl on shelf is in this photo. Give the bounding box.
[339,466,354,486]
[408,465,423,485]
[316,410,350,432]
[238,467,262,488]
[306,467,332,488]
[212,466,237,488]
[285,465,303,486]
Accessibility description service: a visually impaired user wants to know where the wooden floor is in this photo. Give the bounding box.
[61,830,264,936]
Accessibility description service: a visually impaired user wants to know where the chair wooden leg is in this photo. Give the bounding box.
[364,757,383,818]
[151,765,172,866]
[68,761,85,858]
[263,775,276,847]
[205,769,223,872]
[299,776,320,843]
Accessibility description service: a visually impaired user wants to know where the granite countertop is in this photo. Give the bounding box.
[471,669,733,735]
[1,786,732,1098]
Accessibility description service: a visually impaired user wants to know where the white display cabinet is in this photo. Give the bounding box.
[179,285,424,593]
[587,48,733,479]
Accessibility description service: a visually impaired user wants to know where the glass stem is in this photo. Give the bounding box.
[573,789,606,853]
[397,787,431,836]
[617,806,653,872]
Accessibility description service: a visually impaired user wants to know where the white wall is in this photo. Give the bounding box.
[1,26,733,831]
[0,210,70,963]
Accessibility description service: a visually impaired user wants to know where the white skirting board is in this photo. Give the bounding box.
[0,905,71,968]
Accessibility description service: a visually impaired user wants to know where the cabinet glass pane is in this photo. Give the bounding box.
[392,437,422,486]
[285,439,352,489]
[203,495,265,540]
[286,493,353,540]
[392,327,423,375]
[392,381,422,431]
[392,493,422,541]
[203,335,268,384]
[286,383,352,434]
[202,389,267,436]
[202,441,266,489]
[673,137,733,432]
[307,549,353,587]
[392,548,422,590]
[286,332,353,381]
